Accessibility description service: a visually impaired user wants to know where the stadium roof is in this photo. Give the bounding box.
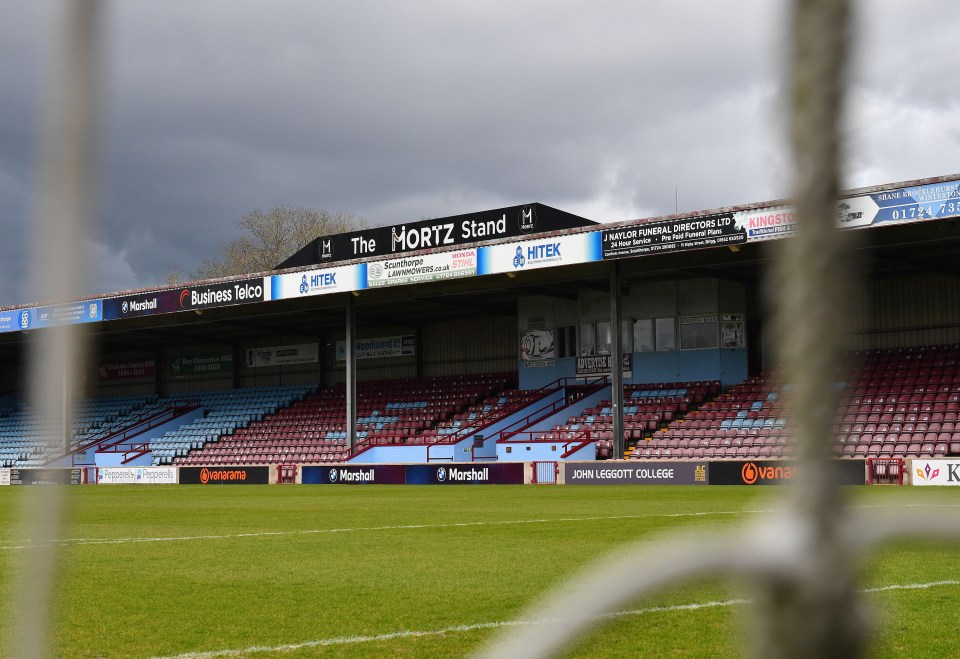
[1,173,959,358]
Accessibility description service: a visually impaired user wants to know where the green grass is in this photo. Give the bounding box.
[0,485,958,657]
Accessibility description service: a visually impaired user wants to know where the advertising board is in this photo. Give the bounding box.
[8,468,83,485]
[176,277,269,312]
[564,461,708,485]
[575,353,631,377]
[301,465,406,484]
[405,463,525,485]
[245,343,318,368]
[709,460,865,485]
[477,232,602,276]
[366,249,477,288]
[98,358,156,380]
[178,466,269,485]
[336,335,416,361]
[34,300,103,328]
[170,353,233,377]
[102,289,184,321]
[521,329,556,368]
[736,179,960,243]
[0,469,10,486]
[97,467,178,484]
[276,203,596,268]
[270,265,365,300]
[2,302,101,332]
[602,213,744,259]
[911,460,960,486]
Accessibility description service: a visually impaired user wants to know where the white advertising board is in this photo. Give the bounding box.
[911,460,960,486]
[477,232,602,275]
[270,265,365,300]
[366,249,477,288]
[98,466,178,485]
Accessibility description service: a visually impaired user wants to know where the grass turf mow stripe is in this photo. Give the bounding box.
[149,581,960,659]
[0,509,782,551]
[3,502,957,552]
[2,486,958,657]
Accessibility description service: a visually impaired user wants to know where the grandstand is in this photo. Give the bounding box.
[2,174,960,474]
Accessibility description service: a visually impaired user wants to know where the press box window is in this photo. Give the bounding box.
[656,318,677,351]
[595,321,611,354]
[680,314,719,350]
[579,323,597,356]
[636,318,676,352]
[580,320,633,355]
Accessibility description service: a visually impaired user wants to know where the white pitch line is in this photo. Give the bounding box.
[0,509,779,551]
[3,503,959,551]
[147,580,960,659]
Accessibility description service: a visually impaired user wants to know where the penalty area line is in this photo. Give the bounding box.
[148,580,960,659]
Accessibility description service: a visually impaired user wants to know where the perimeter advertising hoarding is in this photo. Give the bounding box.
[602,213,744,259]
[301,465,406,485]
[300,464,524,484]
[0,469,10,486]
[8,469,83,485]
[270,265,365,301]
[565,461,708,485]
[709,460,865,485]
[276,203,596,269]
[366,249,477,288]
[406,463,525,485]
[911,460,960,486]
[179,466,269,484]
[477,232,603,276]
[97,467,178,484]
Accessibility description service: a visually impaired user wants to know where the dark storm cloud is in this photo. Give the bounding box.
[0,1,957,307]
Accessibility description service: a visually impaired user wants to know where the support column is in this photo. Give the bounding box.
[345,295,357,450]
[610,262,624,460]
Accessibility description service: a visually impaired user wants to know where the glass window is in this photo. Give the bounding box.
[620,320,634,354]
[579,323,596,356]
[557,325,577,358]
[680,315,719,350]
[655,317,676,351]
[634,319,654,352]
[596,321,612,354]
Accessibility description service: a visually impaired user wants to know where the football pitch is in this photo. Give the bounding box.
[1,485,958,658]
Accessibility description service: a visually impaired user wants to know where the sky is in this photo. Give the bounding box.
[1,1,958,308]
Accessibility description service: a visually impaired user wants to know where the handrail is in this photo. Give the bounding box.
[426,385,562,447]
[349,375,608,459]
[488,377,608,444]
[62,401,202,465]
